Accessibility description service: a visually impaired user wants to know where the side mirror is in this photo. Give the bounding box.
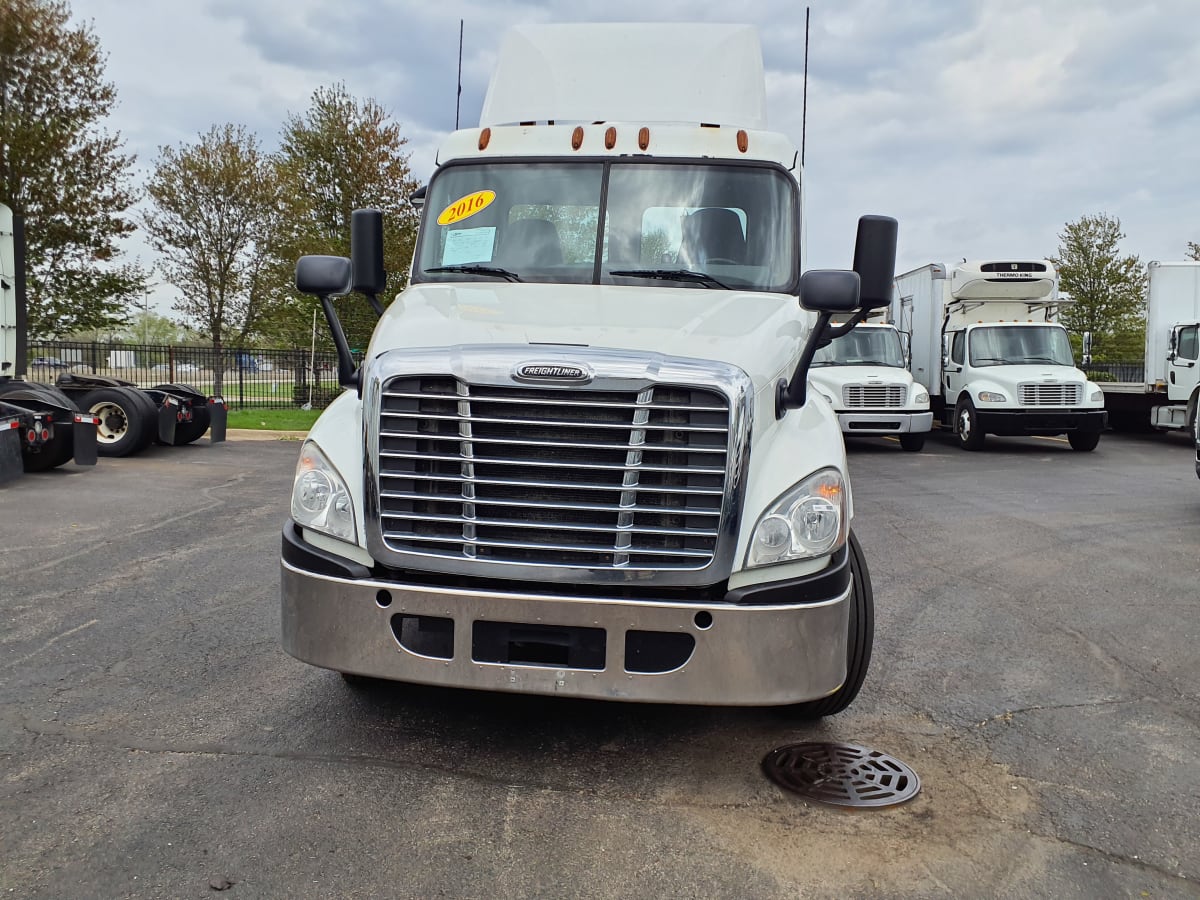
[798,270,860,313]
[295,255,357,391]
[1081,331,1093,366]
[852,215,899,310]
[409,185,427,210]
[296,255,352,296]
[351,209,387,296]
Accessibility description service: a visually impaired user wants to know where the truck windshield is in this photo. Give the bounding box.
[968,326,1075,367]
[812,328,905,367]
[413,160,798,292]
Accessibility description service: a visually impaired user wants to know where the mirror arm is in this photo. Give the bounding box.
[364,291,385,319]
[319,292,360,393]
[777,310,831,417]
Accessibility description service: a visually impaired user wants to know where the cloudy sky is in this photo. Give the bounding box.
[69,0,1200,311]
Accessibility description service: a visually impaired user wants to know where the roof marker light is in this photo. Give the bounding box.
[638,127,650,150]
[478,128,491,151]
[571,126,584,150]
[737,130,748,153]
[605,126,617,150]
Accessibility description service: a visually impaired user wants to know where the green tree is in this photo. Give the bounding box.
[141,124,280,391]
[1050,213,1147,362]
[261,83,420,350]
[0,0,146,337]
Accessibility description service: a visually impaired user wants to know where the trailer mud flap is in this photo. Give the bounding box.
[0,418,23,484]
[208,398,227,443]
[72,413,99,467]
[157,397,178,444]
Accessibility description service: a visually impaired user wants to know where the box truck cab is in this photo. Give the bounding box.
[808,319,932,450]
[895,260,1106,451]
[280,24,899,716]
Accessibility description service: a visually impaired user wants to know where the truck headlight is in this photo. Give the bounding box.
[914,388,929,404]
[1090,389,1103,402]
[978,391,1007,402]
[291,441,356,543]
[746,467,848,568]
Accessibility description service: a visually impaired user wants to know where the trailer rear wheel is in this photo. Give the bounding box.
[1068,430,1100,452]
[0,383,78,471]
[898,433,925,451]
[955,397,986,450]
[787,530,873,719]
[81,387,149,457]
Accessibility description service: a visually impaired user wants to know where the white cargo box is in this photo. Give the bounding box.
[1145,261,1200,384]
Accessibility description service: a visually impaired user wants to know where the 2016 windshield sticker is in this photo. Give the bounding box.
[437,190,496,226]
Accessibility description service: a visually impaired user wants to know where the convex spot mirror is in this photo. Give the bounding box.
[296,255,352,297]
[799,270,861,313]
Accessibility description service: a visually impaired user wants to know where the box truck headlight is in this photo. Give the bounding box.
[1090,389,1103,402]
[978,391,1007,402]
[747,468,847,568]
[292,441,356,543]
[914,388,929,404]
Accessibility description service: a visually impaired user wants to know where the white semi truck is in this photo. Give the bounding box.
[1095,261,1200,433]
[279,23,899,715]
[807,317,932,451]
[894,260,1107,451]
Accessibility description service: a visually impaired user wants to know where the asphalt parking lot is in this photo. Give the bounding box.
[1,428,1197,899]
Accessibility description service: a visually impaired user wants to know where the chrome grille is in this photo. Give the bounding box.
[842,384,907,408]
[376,377,730,570]
[1019,383,1081,406]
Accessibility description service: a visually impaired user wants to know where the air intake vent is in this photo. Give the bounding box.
[376,377,731,571]
[981,262,1047,273]
[1019,382,1081,406]
[842,385,907,408]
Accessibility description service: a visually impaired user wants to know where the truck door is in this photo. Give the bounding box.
[943,329,967,404]
[1168,323,1199,402]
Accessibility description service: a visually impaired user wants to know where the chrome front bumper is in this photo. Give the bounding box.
[281,548,852,707]
[837,410,933,434]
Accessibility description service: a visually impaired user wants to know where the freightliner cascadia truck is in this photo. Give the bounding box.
[280,24,898,716]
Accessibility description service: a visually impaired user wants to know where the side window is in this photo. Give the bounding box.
[950,331,965,365]
[1177,325,1198,361]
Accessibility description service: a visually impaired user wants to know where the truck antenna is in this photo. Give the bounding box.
[455,19,464,130]
[802,7,810,167]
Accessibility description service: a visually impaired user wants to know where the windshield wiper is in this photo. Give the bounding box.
[425,264,521,282]
[858,359,901,367]
[1020,356,1062,364]
[608,269,731,290]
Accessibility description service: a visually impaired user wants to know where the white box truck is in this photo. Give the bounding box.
[807,315,933,451]
[894,260,1107,451]
[1095,261,1200,433]
[279,23,900,716]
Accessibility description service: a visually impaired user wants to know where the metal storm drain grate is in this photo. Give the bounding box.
[761,742,921,808]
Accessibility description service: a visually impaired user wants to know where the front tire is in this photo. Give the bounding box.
[899,432,925,452]
[955,397,986,450]
[788,530,874,719]
[1068,430,1100,452]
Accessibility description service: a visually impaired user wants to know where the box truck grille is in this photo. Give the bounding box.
[376,377,731,570]
[842,384,907,408]
[1019,383,1081,406]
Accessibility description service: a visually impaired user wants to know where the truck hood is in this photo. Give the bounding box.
[808,365,913,391]
[367,282,809,389]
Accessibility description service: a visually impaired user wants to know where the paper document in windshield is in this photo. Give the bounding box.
[442,227,497,265]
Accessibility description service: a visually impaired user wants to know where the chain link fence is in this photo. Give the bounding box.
[26,341,356,409]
